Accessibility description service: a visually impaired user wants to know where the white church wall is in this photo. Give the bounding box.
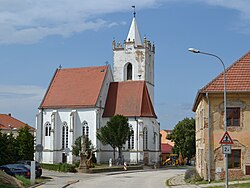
[95,66,114,130]
[76,109,97,146]
[98,117,160,165]
[38,108,100,164]
[35,111,42,162]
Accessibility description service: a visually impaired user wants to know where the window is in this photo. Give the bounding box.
[62,122,68,149]
[143,127,148,150]
[127,63,132,80]
[153,132,157,144]
[226,107,240,126]
[82,120,89,138]
[45,122,51,136]
[228,149,241,169]
[128,126,134,149]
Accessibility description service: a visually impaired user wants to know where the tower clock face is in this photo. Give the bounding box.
[125,45,132,53]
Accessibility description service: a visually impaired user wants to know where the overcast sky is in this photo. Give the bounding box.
[0,0,250,130]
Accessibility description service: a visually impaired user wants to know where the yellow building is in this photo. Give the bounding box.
[193,51,250,180]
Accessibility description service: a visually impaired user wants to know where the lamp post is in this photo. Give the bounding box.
[188,48,228,187]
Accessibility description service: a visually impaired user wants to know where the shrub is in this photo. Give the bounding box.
[41,163,77,173]
[74,161,80,168]
[185,168,203,183]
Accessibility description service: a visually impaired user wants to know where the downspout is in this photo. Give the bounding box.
[206,93,211,183]
[135,117,139,164]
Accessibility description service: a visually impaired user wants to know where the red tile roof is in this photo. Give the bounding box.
[103,81,157,118]
[0,114,34,131]
[193,51,250,111]
[161,143,172,154]
[40,66,108,109]
[202,50,250,92]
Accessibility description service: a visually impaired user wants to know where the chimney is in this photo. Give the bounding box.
[8,113,11,117]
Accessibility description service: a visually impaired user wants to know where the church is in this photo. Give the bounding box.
[35,14,161,165]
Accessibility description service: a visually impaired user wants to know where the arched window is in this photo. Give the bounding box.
[127,63,132,80]
[82,120,89,138]
[62,122,68,149]
[128,125,134,149]
[45,122,51,136]
[143,127,148,150]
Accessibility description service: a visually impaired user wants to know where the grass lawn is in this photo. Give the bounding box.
[0,184,15,188]
[210,182,250,188]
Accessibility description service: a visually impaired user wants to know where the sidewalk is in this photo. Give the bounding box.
[167,173,250,187]
[167,174,200,188]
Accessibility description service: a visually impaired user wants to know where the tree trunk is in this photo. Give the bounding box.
[118,147,122,165]
[118,147,122,159]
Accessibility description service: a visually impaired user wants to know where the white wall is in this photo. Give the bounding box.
[98,117,160,165]
[38,108,99,164]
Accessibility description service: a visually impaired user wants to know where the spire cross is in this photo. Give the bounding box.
[132,6,136,17]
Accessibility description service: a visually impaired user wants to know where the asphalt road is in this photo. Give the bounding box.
[38,168,186,188]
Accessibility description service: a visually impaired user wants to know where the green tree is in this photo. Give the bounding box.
[0,131,18,165]
[96,115,131,164]
[16,125,35,160]
[72,136,82,157]
[0,132,18,165]
[168,117,195,161]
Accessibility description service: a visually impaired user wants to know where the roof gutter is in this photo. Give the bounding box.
[193,90,250,112]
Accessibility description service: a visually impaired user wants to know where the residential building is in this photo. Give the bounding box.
[193,51,250,180]
[0,113,35,137]
[160,130,174,162]
[36,14,160,165]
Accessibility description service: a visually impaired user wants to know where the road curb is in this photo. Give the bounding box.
[61,180,79,188]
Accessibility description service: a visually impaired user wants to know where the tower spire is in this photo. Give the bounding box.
[126,6,142,46]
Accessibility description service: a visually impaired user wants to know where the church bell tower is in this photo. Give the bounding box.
[112,12,155,103]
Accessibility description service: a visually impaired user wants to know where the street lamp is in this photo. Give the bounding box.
[188,47,228,187]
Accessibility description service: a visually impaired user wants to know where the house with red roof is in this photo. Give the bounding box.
[0,113,35,136]
[160,130,174,162]
[193,51,250,180]
[36,14,160,164]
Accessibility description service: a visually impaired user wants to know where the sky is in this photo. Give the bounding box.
[0,0,249,130]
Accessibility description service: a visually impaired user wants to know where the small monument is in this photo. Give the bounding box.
[79,135,89,172]
[79,135,97,172]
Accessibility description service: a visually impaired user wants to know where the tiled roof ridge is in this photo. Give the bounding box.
[139,81,145,116]
[141,82,157,118]
[39,68,59,109]
[200,50,250,92]
[59,65,106,69]
[0,114,25,125]
[58,65,108,71]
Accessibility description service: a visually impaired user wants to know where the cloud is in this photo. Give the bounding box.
[0,0,160,44]
[0,85,46,126]
[0,0,249,44]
